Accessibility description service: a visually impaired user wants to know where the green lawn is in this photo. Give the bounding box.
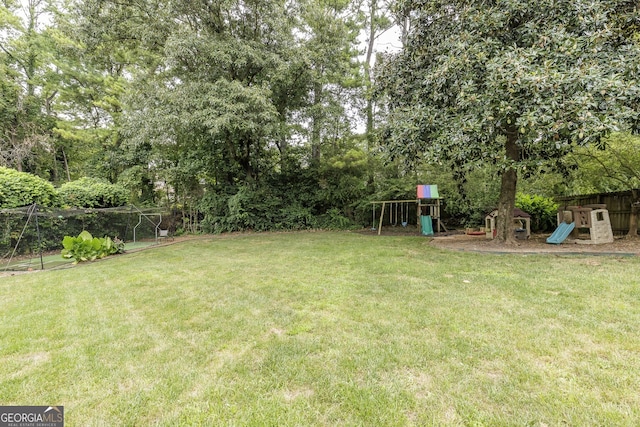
[1,231,639,426]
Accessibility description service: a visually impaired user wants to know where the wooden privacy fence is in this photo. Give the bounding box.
[556,189,639,234]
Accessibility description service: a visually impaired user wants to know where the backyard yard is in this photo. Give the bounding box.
[1,231,639,425]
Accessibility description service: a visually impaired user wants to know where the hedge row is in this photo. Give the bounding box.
[0,168,128,209]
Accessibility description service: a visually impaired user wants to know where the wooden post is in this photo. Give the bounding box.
[378,202,386,235]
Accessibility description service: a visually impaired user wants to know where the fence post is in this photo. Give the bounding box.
[33,203,44,270]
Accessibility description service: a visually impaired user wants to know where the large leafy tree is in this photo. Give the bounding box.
[359,0,393,148]
[57,0,166,190]
[108,0,365,181]
[118,0,297,187]
[299,0,362,162]
[379,0,640,241]
[0,0,58,176]
[65,0,375,226]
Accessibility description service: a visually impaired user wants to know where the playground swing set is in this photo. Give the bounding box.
[372,201,411,228]
[370,184,615,244]
[371,185,447,236]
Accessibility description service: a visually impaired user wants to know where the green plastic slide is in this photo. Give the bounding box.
[421,215,434,236]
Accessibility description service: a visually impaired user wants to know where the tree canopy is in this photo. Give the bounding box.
[3,0,640,235]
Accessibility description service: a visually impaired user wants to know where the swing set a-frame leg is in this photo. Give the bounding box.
[378,202,387,236]
[377,202,386,235]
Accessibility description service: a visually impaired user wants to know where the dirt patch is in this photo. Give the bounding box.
[428,232,640,255]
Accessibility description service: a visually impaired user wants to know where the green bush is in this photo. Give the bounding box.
[516,193,558,232]
[277,203,317,230]
[58,177,129,208]
[0,167,58,208]
[440,166,500,228]
[199,185,297,233]
[61,231,125,263]
[317,207,356,230]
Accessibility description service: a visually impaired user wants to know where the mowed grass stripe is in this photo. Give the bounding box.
[0,231,639,425]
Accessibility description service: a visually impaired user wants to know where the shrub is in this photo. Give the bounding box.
[0,167,58,208]
[516,193,558,232]
[200,185,312,233]
[61,231,125,263]
[58,177,129,208]
[277,204,317,230]
[199,186,273,233]
[317,207,355,230]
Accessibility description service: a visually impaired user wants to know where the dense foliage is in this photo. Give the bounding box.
[568,133,640,194]
[58,177,128,208]
[515,193,558,233]
[2,1,640,235]
[0,167,58,208]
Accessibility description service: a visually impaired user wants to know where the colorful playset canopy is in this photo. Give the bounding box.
[416,185,439,199]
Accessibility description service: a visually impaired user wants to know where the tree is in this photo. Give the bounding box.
[55,0,164,188]
[359,0,393,148]
[299,0,363,162]
[569,133,640,237]
[378,0,640,242]
[0,0,57,176]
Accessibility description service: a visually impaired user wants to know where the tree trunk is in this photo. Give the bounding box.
[495,133,519,243]
[311,81,323,162]
[629,189,639,238]
[363,0,377,151]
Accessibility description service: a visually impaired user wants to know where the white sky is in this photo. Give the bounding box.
[373,25,403,54]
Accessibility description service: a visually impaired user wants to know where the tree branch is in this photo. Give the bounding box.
[0,41,31,78]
